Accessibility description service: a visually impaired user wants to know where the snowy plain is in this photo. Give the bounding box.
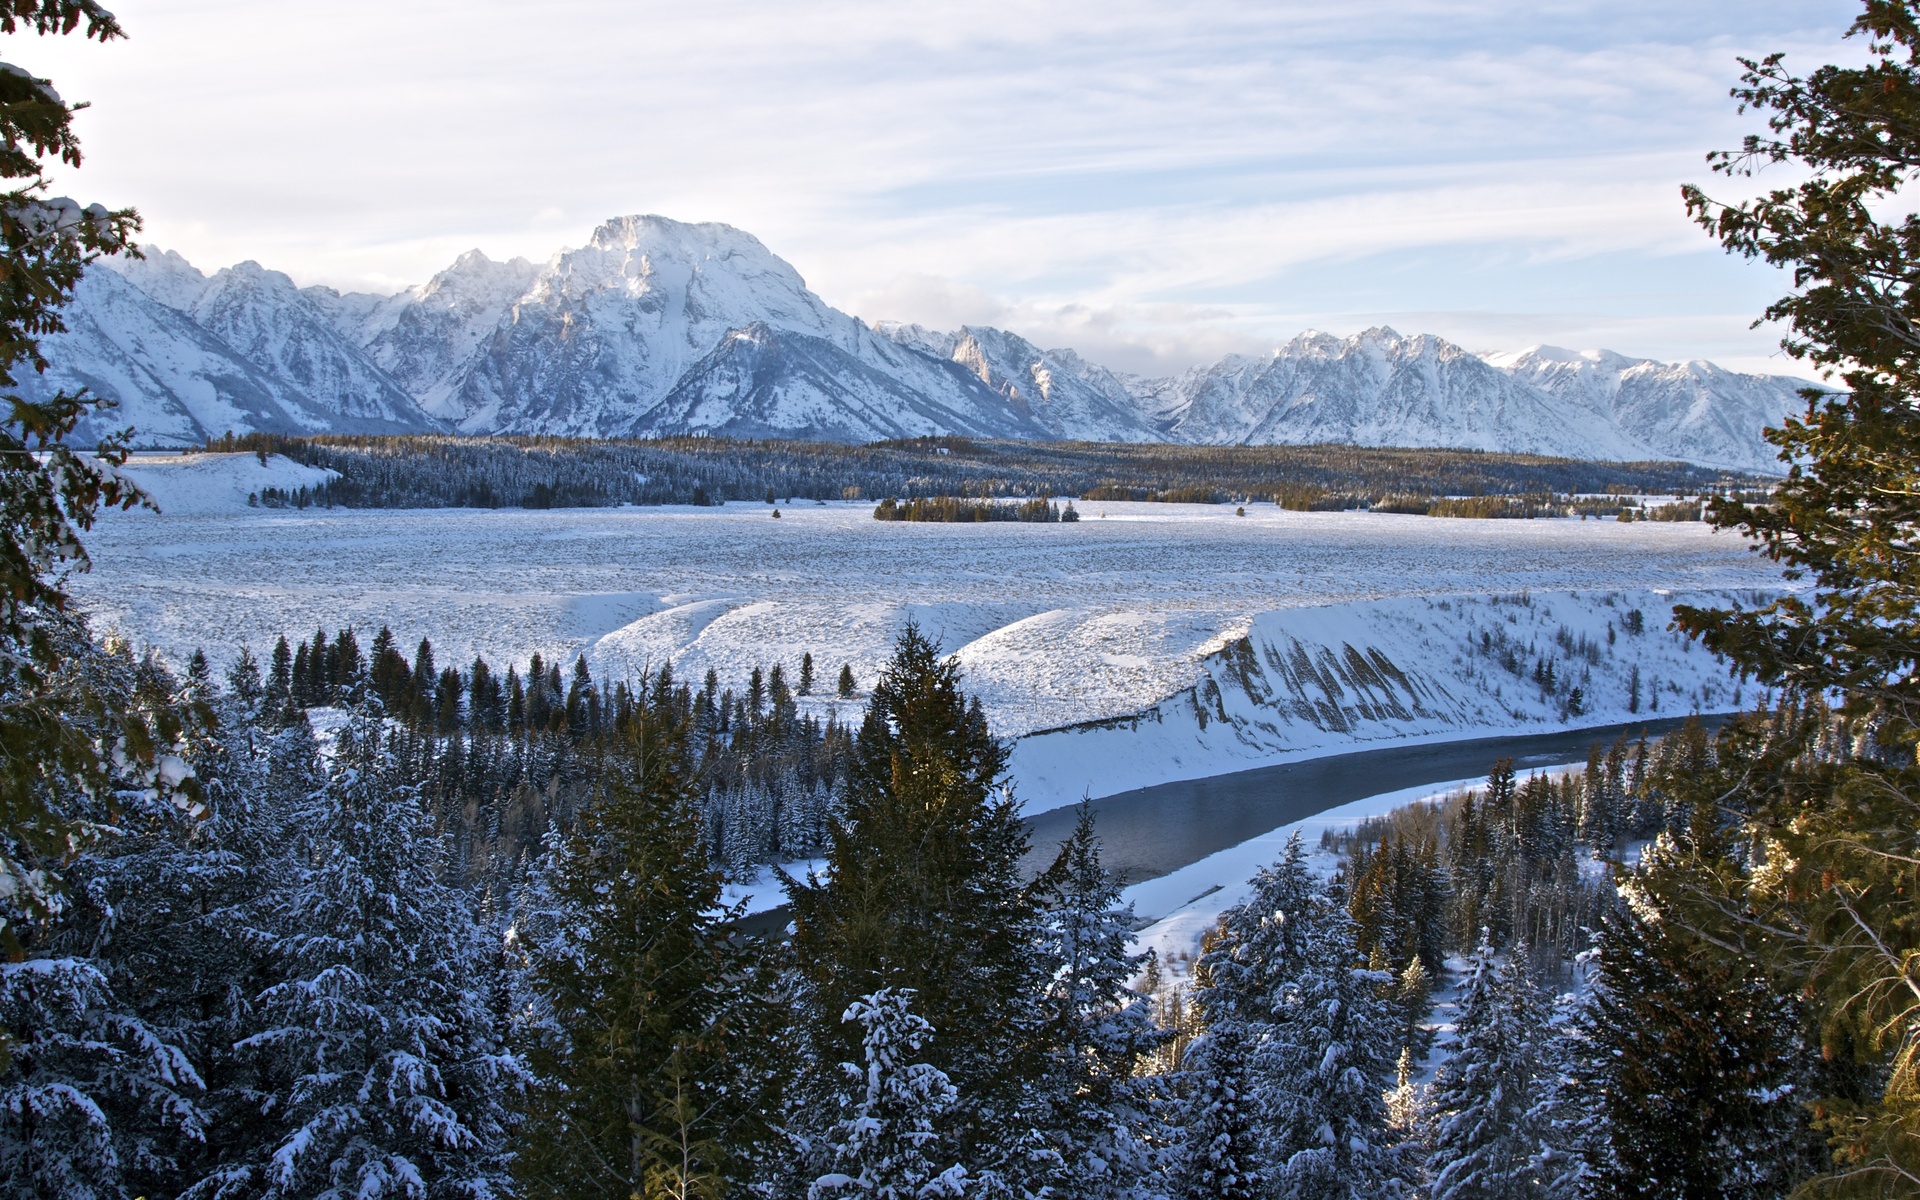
[83,454,1787,806]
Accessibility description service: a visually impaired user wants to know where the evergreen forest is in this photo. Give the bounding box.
[214,431,1748,515]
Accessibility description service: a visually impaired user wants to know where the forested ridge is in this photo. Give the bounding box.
[208,430,1753,512]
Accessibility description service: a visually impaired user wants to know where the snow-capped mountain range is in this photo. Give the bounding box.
[26,214,1818,471]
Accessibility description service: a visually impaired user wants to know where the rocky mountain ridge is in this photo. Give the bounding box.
[25,214,1816,471]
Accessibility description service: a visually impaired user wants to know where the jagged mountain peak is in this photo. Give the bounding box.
[105,247,210,312]
[47,215,1820,467]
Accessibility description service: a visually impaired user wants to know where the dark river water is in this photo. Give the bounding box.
[1018,714,1726,885]
[737,714,1724,937]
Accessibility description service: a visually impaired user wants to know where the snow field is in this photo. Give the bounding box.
[117,452,337,515]
[75,468,1785,795]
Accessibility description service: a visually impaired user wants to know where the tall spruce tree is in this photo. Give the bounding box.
[1173,1022,1262,1200]
[237,711,518,1200]
[1195,832,1317,1030]
[1577,873,1819,1200]
[0,0,144,963]
[1424,946,1553,1200]
[1031,805,1165,1198]
[1258,883,1403,1200]
[788,622,1048,1188]
[1664,7,1920,1185]
[515,689,777,1200]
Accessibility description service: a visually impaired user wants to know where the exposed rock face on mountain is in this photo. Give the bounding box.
[32,213,1818,470]
[1485,345,1813,473]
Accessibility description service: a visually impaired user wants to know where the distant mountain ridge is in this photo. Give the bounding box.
[24,213,1816,471]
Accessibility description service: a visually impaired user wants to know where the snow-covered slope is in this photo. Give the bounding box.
[1157,328,1654,460]
[182,262,436,432]
[352,251,540,419]
[449,216,860,435]
[646,321,1052,441]
[41,215,1822,466]
[879,322,1163,441]
[19,267,331,446]
[115,451,339,515]
[1487,345,1815,473]
[1010,588,1750,810]
[100,252,442,437]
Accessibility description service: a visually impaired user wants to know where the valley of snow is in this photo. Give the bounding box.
[79,454,1788,807]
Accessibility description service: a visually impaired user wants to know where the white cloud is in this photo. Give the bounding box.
[13,0,1867,372]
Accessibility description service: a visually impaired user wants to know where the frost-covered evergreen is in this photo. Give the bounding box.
[0,956,204,1200]
[789,623,1050,1189]
[1424,946,1552,1200]
[1031,805,1166,1198]
[810,989,970,1200]
[1258,884,1403,1200]
[1196,832,1317,1030]
[1172,1022,1262,1200]
[234,711,518,1200]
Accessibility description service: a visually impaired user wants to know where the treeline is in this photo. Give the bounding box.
[872,495,1080,523]
[264,622,858,879]
[1,624,1184,1199]
[1322,722,1716,979]
[198,430,1758,512]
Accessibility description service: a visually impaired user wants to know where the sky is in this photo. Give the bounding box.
[24,0,1865,377]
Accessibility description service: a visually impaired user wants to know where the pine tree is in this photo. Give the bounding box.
[1424,946,1552,1200]
[0,957,204,1200]
[0,0,143,957]
[0,640,207,1200]
[1195,832,1317,1030]
[1576,882,1820,1200]
[1259,883,1403,1200]
[838,664,856,699]
[789,622,1048,1187]
[800,651,815,695]
[515,691,776,1200]
[237,711,517,1200]
[1173,1022,1262,1200]
[809,989,970,1200]
[1031,805,1165,1197]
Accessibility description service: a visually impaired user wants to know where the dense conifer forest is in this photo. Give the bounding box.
[210,431,1755,513]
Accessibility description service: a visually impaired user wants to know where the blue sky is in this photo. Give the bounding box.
[28,1,1863,376]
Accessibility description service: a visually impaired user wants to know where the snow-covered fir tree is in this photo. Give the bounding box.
[1172,1021,1263,1200]
[1031,804,1167,1198]
[0,639,208,1200]
[1423,945,1553,1200]
[1196,832,1318,1030]
[235,710,519,1200]
[788,623,1052,1191]
[810,989,971,1200]
[1257,882,1403,1200]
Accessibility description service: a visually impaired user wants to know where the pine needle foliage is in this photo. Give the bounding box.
[514,689,777,1200]
[0,0,145,958]
[788,621,1049,1184]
